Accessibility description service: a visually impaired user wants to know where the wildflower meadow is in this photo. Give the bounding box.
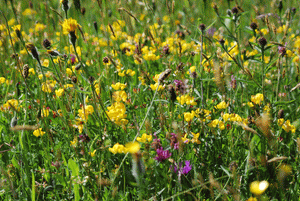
[1,0,300,200]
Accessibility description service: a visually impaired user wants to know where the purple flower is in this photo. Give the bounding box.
[278,44,286,56]
[172,160,192,175]
[70,54,76,64]
[170,133,179,150]
[174,79,189,94]
[207,27,216,37]
[155,147,172,162]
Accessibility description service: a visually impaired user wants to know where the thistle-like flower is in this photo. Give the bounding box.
[61,18,81,46]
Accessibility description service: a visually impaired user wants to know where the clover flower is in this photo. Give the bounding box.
[172,160,192,175]
[155,147,171,162]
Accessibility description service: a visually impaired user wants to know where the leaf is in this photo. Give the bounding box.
[68,159,79,177]
[31,172,35,201]
[68,159,80,201]
[11,157,20,170]
[267,156,288,163]
[220,165,232,177]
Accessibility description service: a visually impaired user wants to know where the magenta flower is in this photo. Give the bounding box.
[155,147,172,162]
[173,160,192,175]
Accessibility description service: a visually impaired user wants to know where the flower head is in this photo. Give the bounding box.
[250,180,269,195]
[155,147,171,162]
[33,128,46,137]
[61,18,81,35]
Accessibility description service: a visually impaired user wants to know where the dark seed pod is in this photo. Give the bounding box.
[278,109,284,119]
[168,85,177,102]
[258,37,267,48]
[61,0,69,12]
[219,38,225,46]
[73,0,81,11]
[93,21,98,32]
[89,76,95,84]
[23,64,29,78]
[250,22,258,30]
[102,56,109,64]
[69,31,77,46]
[71,76,77,84]
[199,23,206,32]
[81,7,86,15]
[43,39,52,49]
[231,7,238,14]
[158,69,172,83]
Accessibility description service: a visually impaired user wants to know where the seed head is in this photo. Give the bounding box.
[102,56,109,64]
[231,7,238,14]
[258,37,267,48]
[23,64,29,78]
[42,39,52,49]
[81,7,86,15]
[250,22,258,30]
[199,23,206,32]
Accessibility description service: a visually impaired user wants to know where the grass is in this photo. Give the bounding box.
[0,0,300,200]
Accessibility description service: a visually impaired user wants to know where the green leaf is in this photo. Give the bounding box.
[11,157,20,170]
[31,172,35,201]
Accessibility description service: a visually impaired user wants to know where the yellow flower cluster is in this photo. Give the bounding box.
[42,80,56,93]
[191,132,201,144]
[33,128,45,137]
[195,108,211,122]
[0,99,19,112]
[208,119,225,130]
[78,105,94,121]
[249,93,264,106]
[106,102,128,126]
[137,133,152,143]
[184,111,195,122]
[112,90,127,102]
[111,82,127,90]
[55,88,64,97]
[278,119,296,133]
[109,141,140,154]
[177,94,197,106]
[215,101,227,109]
[222,113,245,123]
[142,46,160,61]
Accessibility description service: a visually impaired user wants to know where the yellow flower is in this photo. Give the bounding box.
[251,93,264,105]
[112,90,127,102]
[41,108,50,117]
[184,111,195,122]
[125,142,140,154]
[33,128,46,137]
[55,88,64,97]
[111,82,127,90]
[137,133,152,143]
[215,101,227,109]
[181,134,190,144]
[61,18,81,35]
[89,150,96,157]
[191,132,201,144]
[22,8,37,16]
[246,197,257,201]
[66,68,72,76]
[42,59,49,67]
[109,143,126,154]
[0,77,6,84]
[29,68,35,75]
[250,180,269,196]
[278,118,284,126]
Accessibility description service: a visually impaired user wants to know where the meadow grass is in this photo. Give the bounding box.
[0,0,300,200]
